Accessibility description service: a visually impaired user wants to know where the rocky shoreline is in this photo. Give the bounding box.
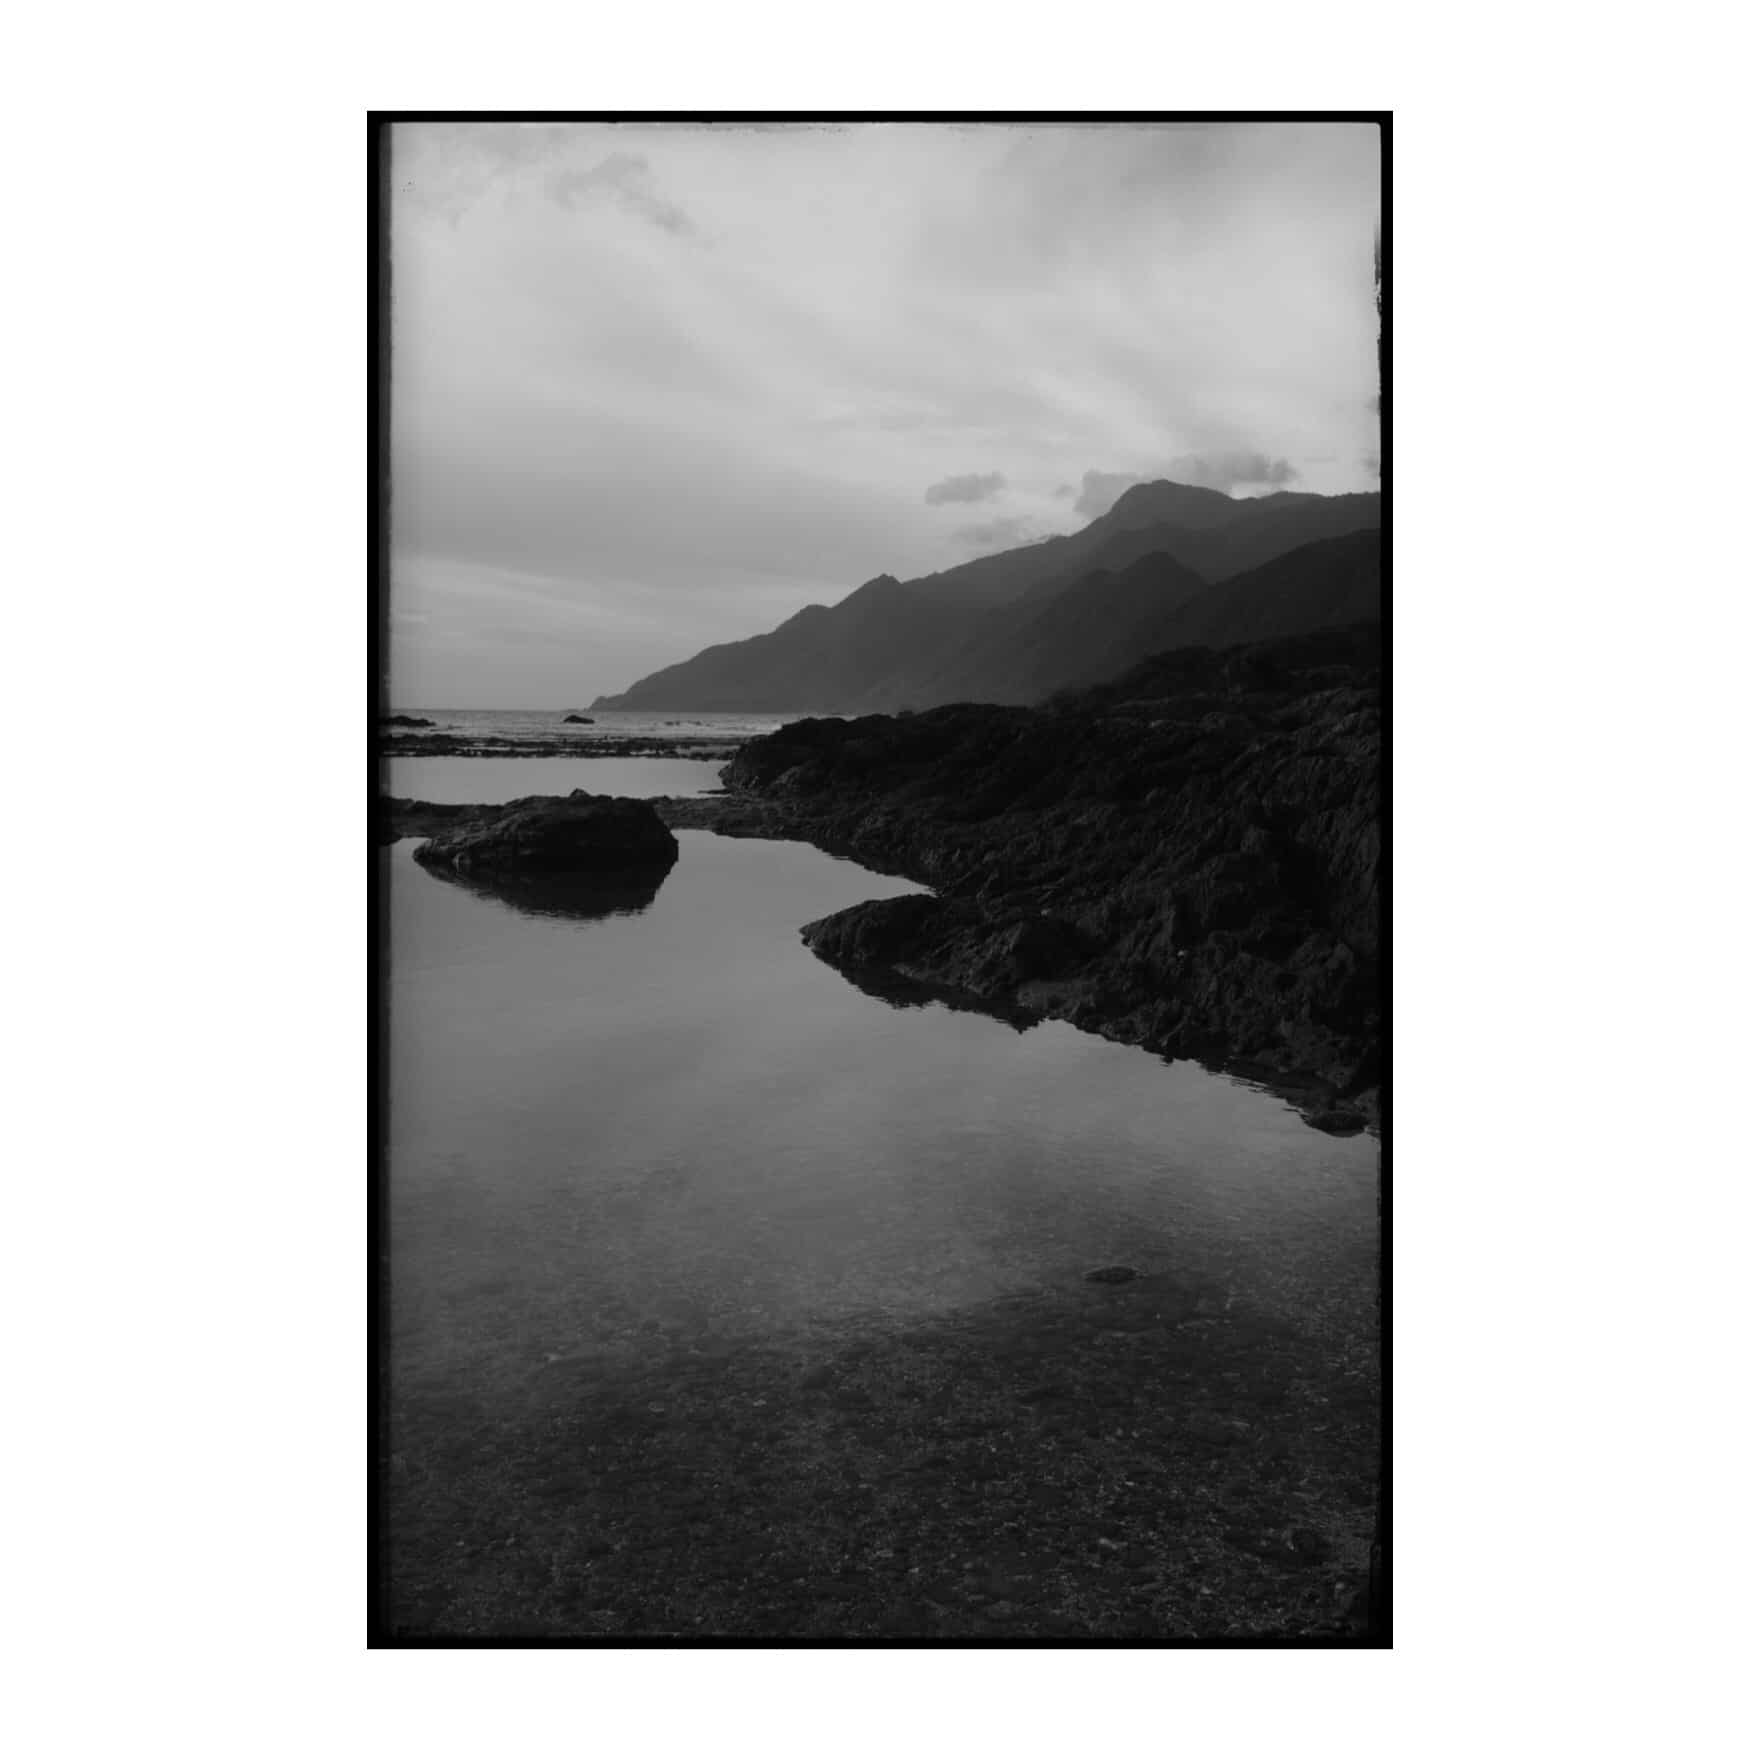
[712,624,1382,1133]
[382,624,1383,1137]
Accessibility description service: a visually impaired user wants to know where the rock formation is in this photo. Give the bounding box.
[720,623,1383,1130]
[409,790,679,878]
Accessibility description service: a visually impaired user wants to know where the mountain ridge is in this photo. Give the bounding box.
[591,481,1381,713]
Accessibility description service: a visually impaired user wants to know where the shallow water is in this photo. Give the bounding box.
[384,828,1380,1636]
[385,753,725,803]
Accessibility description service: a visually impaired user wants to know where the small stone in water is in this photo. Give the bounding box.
[1085,1265,1139,1284]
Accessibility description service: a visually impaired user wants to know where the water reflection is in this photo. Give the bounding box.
[387,830,1379,1636]
[416,856,678,923]
[820,955,1039,1032]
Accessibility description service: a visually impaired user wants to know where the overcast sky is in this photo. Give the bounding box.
[389,121,1381,708]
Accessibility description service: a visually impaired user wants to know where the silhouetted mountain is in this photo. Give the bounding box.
[1149,527,1382,652]
[598,575,992,715]
[590,483,1381,712]
[1013,487,1383,604]
[895,551,1214,707]
[870,528,1381,709]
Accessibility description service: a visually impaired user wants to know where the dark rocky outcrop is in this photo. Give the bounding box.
[716,623,1383,1130]
[409,790,679,878]
[562,713,596,724]
[381,626,1384,1132]
[381,713,435,728]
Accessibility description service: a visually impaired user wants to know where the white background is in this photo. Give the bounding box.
[3,4,1756,1755]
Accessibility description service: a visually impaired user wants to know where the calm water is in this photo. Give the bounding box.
[386,818,1380,1635]
[386,754,726,803]
[390,830,1378,1352]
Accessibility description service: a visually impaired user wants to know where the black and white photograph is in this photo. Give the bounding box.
[17,12,1760,1746]
[374,113,1388,1644]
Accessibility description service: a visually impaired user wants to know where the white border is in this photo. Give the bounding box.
[6,5,1757,1754]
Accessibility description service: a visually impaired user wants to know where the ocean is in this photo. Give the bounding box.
[380,709,782,805]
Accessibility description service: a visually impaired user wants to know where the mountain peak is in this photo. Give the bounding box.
[592,486,1381,712]
[1103,480,1238,521]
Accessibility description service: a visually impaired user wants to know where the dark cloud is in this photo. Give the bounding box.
[1072,452,1300,519]
[548,154,694,237]
[952,515,1046,552]
[924,471,1007,506]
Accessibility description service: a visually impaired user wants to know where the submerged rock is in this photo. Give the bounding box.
[411,790,679,877]
[381,713,435,728]
[1084,1266,1140,1285]
[562,713,596,724]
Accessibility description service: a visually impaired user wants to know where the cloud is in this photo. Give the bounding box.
[1071,452,1300,518]
[547,153,695,237]
[924,471,1007,505]
[952,515,1047,552]
[389,121,1380,703]
[1173,450,1298,492]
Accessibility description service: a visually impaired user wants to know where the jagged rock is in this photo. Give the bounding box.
[562,713,596,724]
[411,790,678,876]
[381,713,435,728]
[1303,1107,1368,1136]
[725,626,1382,1113]
[800,895,1092,1003]
[379,626,1383,1135]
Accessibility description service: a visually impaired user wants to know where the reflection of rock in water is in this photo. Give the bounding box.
[816,955,1038,1033]
[421,861,674,923]
[408,791,680,921]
